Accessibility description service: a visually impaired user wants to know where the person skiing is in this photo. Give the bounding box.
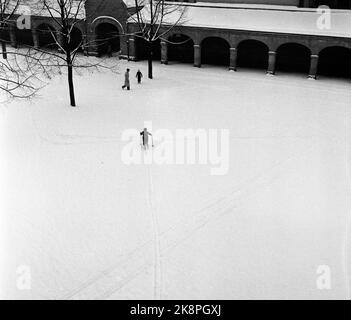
[140,128,153,149]
[122,68,130,90]
[136,69,143,84]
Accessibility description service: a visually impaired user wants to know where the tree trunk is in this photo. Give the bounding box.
[64,24,76,107]
[1,41,7,59]
[148,40,153,79]
[67,64,76,107]
[0,24,7,59]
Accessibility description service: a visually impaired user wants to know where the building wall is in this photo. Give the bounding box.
[4,0,351,78]
[85,0,128,30]
[84,0,129,56]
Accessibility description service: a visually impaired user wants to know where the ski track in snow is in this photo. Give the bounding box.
[5,61,351,299]
[59,117,351,300]
[60,134,317,299]
[52,106,351,299]
[147,161,163,300]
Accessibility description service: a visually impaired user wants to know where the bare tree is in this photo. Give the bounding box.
[0,0,21,59]
[32,0,88,107]
[128,0,187,79]
[0,47,45,99]
[0,1,45,98]
[27,0,119,107]
[0,1,116,103]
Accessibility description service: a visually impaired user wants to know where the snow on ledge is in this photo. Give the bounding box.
[167,2,351,13]
[128,2,351,39]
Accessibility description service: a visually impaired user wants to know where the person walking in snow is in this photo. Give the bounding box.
[136,69,143,84]
[140,128,153,149]
[122,68,130,90]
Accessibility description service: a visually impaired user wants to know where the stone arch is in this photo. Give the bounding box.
[167,33,194,64]
[91,16,124,35]
[0,22,11,43]
[276,42,311,74]
[14,28,33,47]
[318,46,351,78]
[167,31,195,44]
[198,33,230,46]
[235,36,270,49]
[271,38,312,52]
[201,36,230,66]
[91,16,124,56]
[237,39,269,70]
[95,23,120,54]
[317,41,351,53]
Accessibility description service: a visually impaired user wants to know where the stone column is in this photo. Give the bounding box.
[119,35,129,60]
[127,36,136,61]
[229,47,237,71]
[32,29,39,48]
[308,54,319,79]
[9,25,17,48]
[194,44,201,68]
[161,41,168,65]
[267,51,277,75]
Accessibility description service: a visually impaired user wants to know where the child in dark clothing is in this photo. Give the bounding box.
[136,70,143,84]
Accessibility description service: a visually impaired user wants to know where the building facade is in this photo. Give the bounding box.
[126,1,351,79]
[3,0,351,79]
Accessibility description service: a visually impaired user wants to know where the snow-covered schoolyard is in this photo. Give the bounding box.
[1,58,351,299]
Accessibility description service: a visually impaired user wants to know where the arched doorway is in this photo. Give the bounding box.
[37,23,57,49]
[168,34,194,64]
[276,43,311,74]
[318,46,351,78]
[135,37,161,61]
[15,29,33,47]
[0,24,10,42]
[0,25,10,57]
[201,37,230,66]
[95,23,120,56]
[237,39,269,70]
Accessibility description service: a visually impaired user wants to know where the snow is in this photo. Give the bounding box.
[162,2,301,10]
[1,57,351,299]
[129,3,351,38]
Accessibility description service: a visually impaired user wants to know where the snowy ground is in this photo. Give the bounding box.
[1,57,351,299]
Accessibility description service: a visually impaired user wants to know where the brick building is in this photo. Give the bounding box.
[3,0,351,79]
[126,0,351,79]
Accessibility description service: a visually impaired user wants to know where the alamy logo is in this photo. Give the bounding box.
[316,6,331,30]
[16,265,31,290]
[16,5,31,30]
[121,121,230,175]
[316,265,331,290]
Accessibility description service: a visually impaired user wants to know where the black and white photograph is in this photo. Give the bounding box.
[1,0,351,303]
